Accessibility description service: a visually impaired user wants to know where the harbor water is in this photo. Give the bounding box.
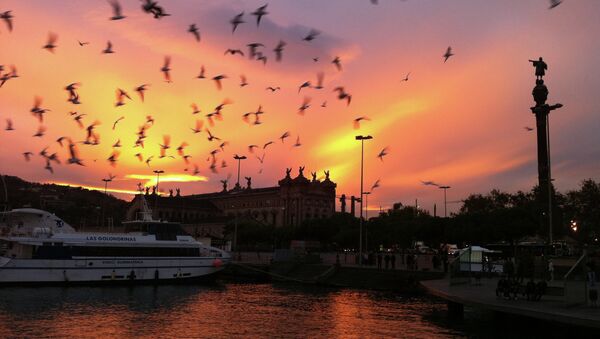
[0,282,589,338]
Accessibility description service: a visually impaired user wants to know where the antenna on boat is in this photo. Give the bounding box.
[136,183,154,222]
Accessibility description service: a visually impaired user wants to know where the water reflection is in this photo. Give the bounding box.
[0,283,462,338]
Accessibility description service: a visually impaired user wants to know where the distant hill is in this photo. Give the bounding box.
[0,174,129,229]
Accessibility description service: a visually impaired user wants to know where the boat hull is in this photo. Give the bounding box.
[0,257,229,284]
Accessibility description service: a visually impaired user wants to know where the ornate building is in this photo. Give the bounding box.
[126,168,336,230]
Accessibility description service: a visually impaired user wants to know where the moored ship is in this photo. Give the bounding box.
[0,196,230,284]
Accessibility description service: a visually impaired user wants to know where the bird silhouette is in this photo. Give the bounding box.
[524,126,534,131]
[549,0,562,9]
[274,40,286,62]
[224,48,244,57]
[5,119,14,131]
[212,74,227,90]
[107,150,120,167]
[135,84,149,101]
[78,40,89,46]
[1,11,14,32]
[102,41,114,54]
[67,139,84,166]
[251,4,268,27]
[401,72,411,82]
[303,29,320,42]
[421,180,439,187]
[196,65,206,79]
[371,179,381,190]
[314,72,324,90]
[247,43,264,59]
[266,86,280,92]
[22,152,33,162]
[109,0,126,20]
[377,147,389,161]
[43,32,58,53]
[332,56,342,71]
[298,97,311,115]
[263,141,274,149]
[293,136,302,147]
[279,131,290,143]
[112,139,121,148]
[161,56,172,82]
[230,12,245,33]
[240,74,248,87]
[191,119,203,134]
[188,24,200,42]
[298,81,311,93]
[443,46,454,63]
[115,88,131,107]
[33,125,46,137]
[112,116,125,130]
[353,116,370,129]
[333,87,352,106]
[248,145,259,153]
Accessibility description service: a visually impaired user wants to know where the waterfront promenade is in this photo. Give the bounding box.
[422,277,600,329]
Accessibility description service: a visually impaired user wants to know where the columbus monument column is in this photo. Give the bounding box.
[529,57,562,244]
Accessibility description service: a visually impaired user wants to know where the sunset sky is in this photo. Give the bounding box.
[1,0,599,215]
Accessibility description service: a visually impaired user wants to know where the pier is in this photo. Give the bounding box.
[421,277,600,328]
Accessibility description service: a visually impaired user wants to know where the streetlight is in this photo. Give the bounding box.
[153,169,164,214]
[439,185,451,217]
[355,135,373,266]
[363,191,371,252]
[233,154,247,189]
[101,175,114,229]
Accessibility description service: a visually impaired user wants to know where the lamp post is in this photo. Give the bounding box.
[0,174,7,213]
[153,169,164,214]
[439,185,451,217]
[101,176,113,229]
[233,154,247,189]
[355,135,373,266]
[363,191,371,252]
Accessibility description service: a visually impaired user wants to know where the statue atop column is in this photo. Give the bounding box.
[245,176,252,189]
[298,166,305,177]
[151,186,157,195]
[529,57,547,80]
[169,189,173,197]
[220,179,228,192]
[176,188,181,197]
[145,186,150,195]
[285,168,292,178]
[311,171,317,182]
[324,170,330,180]
[340,194,347,213]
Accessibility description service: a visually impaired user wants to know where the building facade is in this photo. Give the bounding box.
[126,167,336,230]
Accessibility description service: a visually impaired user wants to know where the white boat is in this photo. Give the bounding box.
[0,196,230,284]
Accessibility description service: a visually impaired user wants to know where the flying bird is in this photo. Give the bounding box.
[112,116,125,130]
[1,11,14,32]
[78,40,90,46]
[107,150,120,167]
[102,41,114,54]
[251,4,268,27]
[191,119,203,134]
[33,125,46,137]
[224,48,244,57]
[263,141,274,149]
[401,72,411,82]
[230,12,244,33]
[298,97,311,115]
[298,81,311,93]
[5,119,14,131]
[377,147,389,161]
[443,46,454,63]
[191,103,201,115]
[161,56,172,82]
[109,0,126,20]
[240,74,248,87]
[266,86,280,92]
[314,72,324,90]
[353,116,370,129]
[188,24,200,42]
[247,43,264,59]
[22,152,33,162]
[212,74,227,90]
[196,65,206,79]
[43,32,58,53]
[135,84,149,101]
[248,145,259,153]
[273,40,286,62]
[333,87,352,106]
[524,126,534,131]
[549,0,562,9]
[279,131,290,143]
[371,179,381,191]
[421,180,439,187]
[303,29,320,42]
[293,136,302,148]
[332,56,342,71]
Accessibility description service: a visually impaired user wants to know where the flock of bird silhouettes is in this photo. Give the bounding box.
[0,0,563,192]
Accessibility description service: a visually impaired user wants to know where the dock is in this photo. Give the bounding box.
[421,277,600,329]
